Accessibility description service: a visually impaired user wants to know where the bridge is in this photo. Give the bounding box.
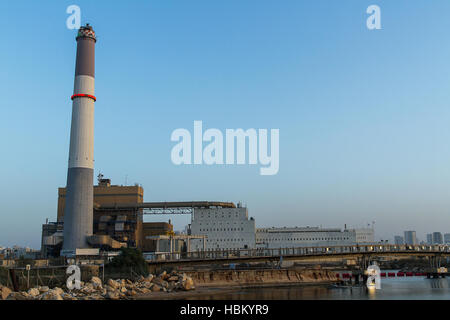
[146,244,450,273]
[96,201,236,215]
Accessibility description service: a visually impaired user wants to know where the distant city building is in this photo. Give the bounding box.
[427,234,433,245]
[0,246,40,259]
[432,232,443,244]
[394,236,404,245]
[404,231,417,245]
[444,233,450,244]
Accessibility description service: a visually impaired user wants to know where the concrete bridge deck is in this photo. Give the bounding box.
[146,244,450,272]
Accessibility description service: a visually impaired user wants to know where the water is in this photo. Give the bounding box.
[190,277,450,300]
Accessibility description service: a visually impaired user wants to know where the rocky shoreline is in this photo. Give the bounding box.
[0,271,195,300]
[0,268,338,300]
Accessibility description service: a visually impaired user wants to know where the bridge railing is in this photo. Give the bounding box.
[145,244,450,262]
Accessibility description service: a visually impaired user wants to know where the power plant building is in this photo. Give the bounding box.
[255,227,374,249]
[188,205,375,250]
[42,178,175,257]
[189,205,256,251]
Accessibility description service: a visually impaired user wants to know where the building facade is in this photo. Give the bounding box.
[432,232,443,245]
[255,227,375,249]
[444,233,450,244]
[57,178,144,249]
[394,236,404,245]
[404,231,417,245]
[189,206,256,251]
[43,178,147,257]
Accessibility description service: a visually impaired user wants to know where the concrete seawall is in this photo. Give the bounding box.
[185,269,339,288]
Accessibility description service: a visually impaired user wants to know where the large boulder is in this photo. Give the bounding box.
[107,279,120,289]
[53,287,65,296]
[42,291,63,300]
[151,284,161,292]
[39,286,49,293]
[27,288,40,297]
[126,289,137,296]
[0,286,12,300]
[167,282,177,292]
[182,277,195,291]
[105,291,119,300]
[61,293,77,301]
[90,277,103,289]
[139,288,150,294]
[159,271,169,280]
[6,292,28,300]
[152,277,165,286]
[167,276,179,282]
[80,283,96,295]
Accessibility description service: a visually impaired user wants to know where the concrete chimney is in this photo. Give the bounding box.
[62,24,97,255]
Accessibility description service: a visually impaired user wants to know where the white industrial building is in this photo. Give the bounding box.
[256,227,375,249]
[256,227,375,248]
[353,228,375,243]
[256,227,354,248]
[189,204,375,251]
[189,205,256,251]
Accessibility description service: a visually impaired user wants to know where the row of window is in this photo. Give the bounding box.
[257,237,350,242]
[206,239,245,242]
[198,222,246,226]
[193,246,250,251]
[199,228,245,232]
[198,214,240,218]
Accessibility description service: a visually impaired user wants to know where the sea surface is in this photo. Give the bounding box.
[188,274,450,300]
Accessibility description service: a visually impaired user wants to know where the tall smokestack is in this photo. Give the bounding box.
[62,24,96,254]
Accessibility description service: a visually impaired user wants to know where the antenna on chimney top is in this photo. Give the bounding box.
[97,172,104,184]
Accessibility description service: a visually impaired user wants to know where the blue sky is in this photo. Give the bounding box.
[1,1,450,248]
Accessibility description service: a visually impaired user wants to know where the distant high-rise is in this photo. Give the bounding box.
[404,231,417,245]
[432,232,443,244]
[394,236,404,245]
[444,233,450,244]
[426,233,432,245]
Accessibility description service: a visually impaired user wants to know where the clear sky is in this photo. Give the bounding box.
[1,0,450,248]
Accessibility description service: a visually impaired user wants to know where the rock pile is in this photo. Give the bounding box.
[1,271,195,300]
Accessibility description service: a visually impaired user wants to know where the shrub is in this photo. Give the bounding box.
[106,248,148,277]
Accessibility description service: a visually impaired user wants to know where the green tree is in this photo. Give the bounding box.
[107,248,148,277]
